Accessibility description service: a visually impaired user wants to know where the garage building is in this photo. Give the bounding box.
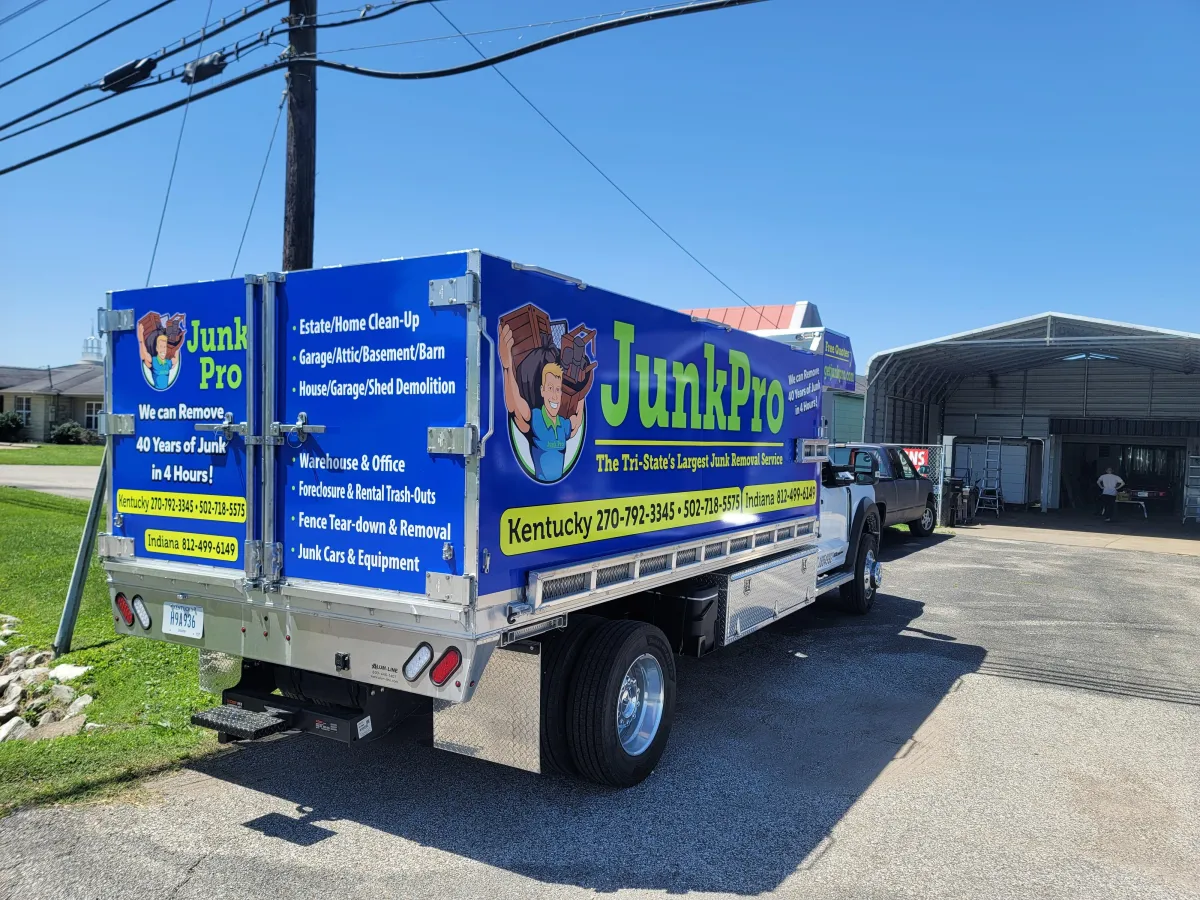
[864,313,1200,521]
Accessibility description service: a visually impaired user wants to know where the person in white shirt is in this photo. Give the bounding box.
[1097,467,1125,522]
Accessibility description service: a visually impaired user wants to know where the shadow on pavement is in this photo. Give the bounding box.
[879,528,952,560]
[188,588,985,895]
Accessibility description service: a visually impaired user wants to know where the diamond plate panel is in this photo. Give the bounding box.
[699,546,820,647]
[198,649,242,694]
[433,643,541,774]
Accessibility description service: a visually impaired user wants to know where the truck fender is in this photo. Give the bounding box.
[846,499,881,566]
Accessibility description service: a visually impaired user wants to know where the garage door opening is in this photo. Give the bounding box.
[1059,441,1186,519]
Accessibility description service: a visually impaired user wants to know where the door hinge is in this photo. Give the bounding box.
[98,308,135,333]
[264,542,284,590]
[428,273,478,308]
[427,425,478,456]
[244,539,263,581]
[98,412,135,435]
[96,534,134,559]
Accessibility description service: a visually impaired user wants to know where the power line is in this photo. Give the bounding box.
[0,0,769,177]
[0,0,54,29]
[146,0,216,287]
[430,1,766,327]
[230,88,287,277]
[0,0,115,64]
[0,0,179,93]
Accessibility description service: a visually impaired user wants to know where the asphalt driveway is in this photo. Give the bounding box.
[1,533,1197,900]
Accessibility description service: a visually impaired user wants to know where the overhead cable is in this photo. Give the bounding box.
[0,0,54,29]
[0,0,115,64]
[0,0,768,177]
[430,1,767,326]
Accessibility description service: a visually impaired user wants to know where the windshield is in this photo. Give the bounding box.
[829,447,853,466]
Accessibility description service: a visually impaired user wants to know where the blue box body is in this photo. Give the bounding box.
[108,252,824,602]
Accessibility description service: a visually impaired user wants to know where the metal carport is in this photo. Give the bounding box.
[864,313,1200,516]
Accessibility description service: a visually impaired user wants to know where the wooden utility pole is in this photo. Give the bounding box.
[282,0,316,271]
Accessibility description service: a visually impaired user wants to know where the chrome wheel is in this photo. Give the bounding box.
[920,506,935,532]
[863,547,877,600]
[616,653,665,757]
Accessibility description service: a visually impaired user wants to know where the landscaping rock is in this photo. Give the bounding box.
[24,696,49,714]
[17,667,49,685]
[48,664,91,682]
[0,701,17,723]
[37,708,63,726]
[24,651,52,669]
[50,683,76,705]
[0,615,20,625]
[1,654,27,675]
[66,694,93,718]
[1,679,22,705]
[84,722,104,731]
[0,716,31,742]
[25,716,85,741]
[0,672,17,695]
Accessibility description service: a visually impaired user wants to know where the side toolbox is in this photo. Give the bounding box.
[701,546,820,646]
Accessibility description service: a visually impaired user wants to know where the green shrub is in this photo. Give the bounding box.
[50,420,87,444]
[0,411,24,442]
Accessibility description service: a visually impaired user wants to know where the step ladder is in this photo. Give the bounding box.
[1185,454,1200,525]
[976,437,1003,517]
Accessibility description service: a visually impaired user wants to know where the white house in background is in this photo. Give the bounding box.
[0,333,105,442]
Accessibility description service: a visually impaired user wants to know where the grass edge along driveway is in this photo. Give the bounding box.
[0,487,217,815]
[0,444,104,466]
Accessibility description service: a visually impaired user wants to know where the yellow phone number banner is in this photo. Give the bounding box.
[500,480,816,556]
[144,529,240,562]
[116,489,247,523]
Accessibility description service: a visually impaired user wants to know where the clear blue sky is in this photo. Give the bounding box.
[1,0,1197,369]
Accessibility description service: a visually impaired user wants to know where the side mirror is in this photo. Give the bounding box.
[851,450,877,485]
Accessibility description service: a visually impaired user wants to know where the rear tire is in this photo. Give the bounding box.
[539,614,604,778]
[840,527,880,615]
[909,500,936,537]
[567,620,676,788]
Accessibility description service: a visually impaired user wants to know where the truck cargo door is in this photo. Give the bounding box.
[269,257,475,597]
[106,278,259,574]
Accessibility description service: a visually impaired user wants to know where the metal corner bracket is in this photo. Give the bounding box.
[426,572,474,605]
[96,534,134,559]
[428,425,478,456]
[429,273,479,308]
[98,308,134,333]
[98,413,135,436]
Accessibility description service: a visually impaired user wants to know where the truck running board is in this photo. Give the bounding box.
[192,705,295,741]
[816,569,855,595]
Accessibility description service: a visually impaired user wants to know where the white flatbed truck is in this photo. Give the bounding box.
[99,252,881,787]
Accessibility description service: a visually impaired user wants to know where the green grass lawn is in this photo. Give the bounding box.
[0,487,216,814]
[0,444,104,465]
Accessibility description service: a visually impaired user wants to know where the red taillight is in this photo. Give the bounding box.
[429,647,461,686]
[114,592,135,627]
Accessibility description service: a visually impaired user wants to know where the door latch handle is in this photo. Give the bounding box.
[272,411,326,444]
[194,411,247,441]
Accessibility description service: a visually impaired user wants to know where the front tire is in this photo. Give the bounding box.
[567,620,676,788]
[840,527,880,614]
[909,500,936,537]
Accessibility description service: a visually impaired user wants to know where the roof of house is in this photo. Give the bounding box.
[678,301,823,332]
[3,362,104,397]
[0,366,45,391]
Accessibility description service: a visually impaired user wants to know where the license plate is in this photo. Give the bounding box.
[162,602,204,639]
[1136,491,1149,498]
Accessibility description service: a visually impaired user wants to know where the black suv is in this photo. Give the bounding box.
[830,444,937,536]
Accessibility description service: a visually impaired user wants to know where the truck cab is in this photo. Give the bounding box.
[814,447,883,613]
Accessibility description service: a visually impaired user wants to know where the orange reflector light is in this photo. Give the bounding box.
[114,592,135,627]
[429,647,461,686]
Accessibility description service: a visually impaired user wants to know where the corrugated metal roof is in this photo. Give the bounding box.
[868,312,1200,380]
[680,301,823,332]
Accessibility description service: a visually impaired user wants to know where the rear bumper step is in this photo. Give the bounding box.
[192,705,295,740]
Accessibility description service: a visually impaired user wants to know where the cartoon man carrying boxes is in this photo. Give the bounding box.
[499,322,583,483]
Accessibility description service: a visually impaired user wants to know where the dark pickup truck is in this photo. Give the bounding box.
[831,444,937,536]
